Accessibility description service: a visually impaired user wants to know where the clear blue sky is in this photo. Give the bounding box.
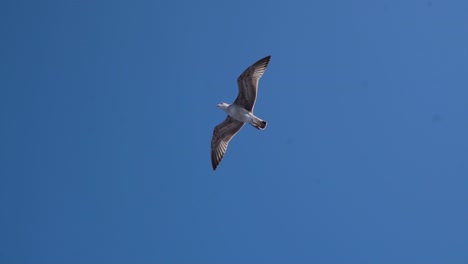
[1,0,468,263]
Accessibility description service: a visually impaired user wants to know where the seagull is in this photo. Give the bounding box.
[211,55,271,170]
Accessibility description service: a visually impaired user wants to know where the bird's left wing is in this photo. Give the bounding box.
[234,55,271,112]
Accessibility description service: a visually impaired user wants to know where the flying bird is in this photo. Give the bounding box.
[211,55,271,170]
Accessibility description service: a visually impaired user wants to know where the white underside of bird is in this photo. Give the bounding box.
[217,102,267,130]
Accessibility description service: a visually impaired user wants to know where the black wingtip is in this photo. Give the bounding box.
[253,55,271,65]
[260,55,271,62]
[211,158,217,171]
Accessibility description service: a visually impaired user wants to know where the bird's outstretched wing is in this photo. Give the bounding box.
[211,116,245,170]
[234,55,271,112]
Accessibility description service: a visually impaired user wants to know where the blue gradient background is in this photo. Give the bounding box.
[1,0,468,263]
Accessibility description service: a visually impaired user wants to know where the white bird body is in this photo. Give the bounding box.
[217,102,266,128]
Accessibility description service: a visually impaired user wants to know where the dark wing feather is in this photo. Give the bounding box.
[211,116,245,170]
[234,55,271,112]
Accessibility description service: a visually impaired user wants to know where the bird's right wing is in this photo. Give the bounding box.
[211,116,245,170]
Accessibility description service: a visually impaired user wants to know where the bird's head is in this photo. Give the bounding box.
[216,102,229,110]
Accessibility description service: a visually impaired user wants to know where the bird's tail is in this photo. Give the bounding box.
[251,117,267,130]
